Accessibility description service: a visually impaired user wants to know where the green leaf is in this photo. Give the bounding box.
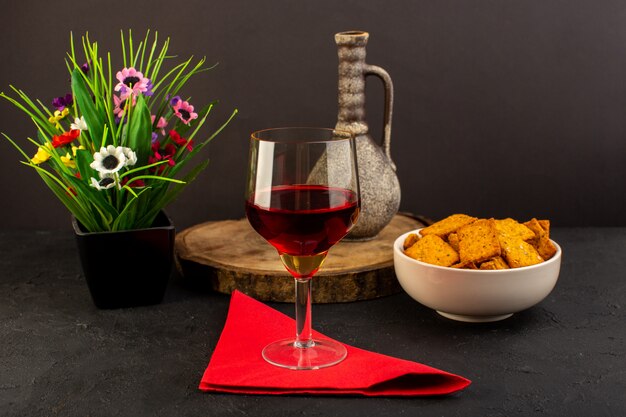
[111,187,152,230]
[25,162,99,231]
[126,95,152,166]
[143,31,159,78]
[72,68,105,149]
[138,160,208,225]
[74,149,96,185]
[61,171,118,221]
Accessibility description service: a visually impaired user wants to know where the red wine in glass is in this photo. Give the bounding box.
[245,127,360,369]
[246,184,359,276]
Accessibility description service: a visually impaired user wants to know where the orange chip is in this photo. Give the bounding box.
[457,218,501,264]
[419,214,477,238]
[447,232,460,252]
[403,233,419,250]
[479,260,498,270]
[479,256,510,270]
[452,260,478,269]
[538,219,551,233]
[499,238,544,268]
[404,234,459,267]
[524,218,557,260]
[495,218,536,241]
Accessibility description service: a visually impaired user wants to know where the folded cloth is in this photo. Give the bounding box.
[199,290,471,396]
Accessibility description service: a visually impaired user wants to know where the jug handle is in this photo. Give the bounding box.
[364,64,395,170]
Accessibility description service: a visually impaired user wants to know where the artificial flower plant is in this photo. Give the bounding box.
[1,30,237,232]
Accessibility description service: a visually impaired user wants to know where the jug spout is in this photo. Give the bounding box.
[335,31,370,136]
[335,30,369,45]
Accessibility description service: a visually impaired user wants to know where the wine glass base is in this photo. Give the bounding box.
[262,338,347,370]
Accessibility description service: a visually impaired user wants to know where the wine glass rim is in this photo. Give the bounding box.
[250,127,353,143]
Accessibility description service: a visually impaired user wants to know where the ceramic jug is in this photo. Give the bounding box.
[335,31,401,240]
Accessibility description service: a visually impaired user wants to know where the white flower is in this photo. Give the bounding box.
[90,176,116,190]
[71,116,88,131]
[90,145,126,174]
[121,147,137,166]
[89,172,121,191]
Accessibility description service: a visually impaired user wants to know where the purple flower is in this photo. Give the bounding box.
[144,80,154,97]
[81,61,90,74]
[151,132,159,143]
[170,95,181,106]
[52,93,73,111]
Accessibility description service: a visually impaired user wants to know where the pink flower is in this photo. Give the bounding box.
[114,67,151,97]
[172,99,198,125]
[151,115,168,135]
[113,94,136,119]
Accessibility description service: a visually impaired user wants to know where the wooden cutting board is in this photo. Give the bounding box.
[174,213,427,303]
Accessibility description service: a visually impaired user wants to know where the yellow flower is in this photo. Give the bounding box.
[60,145,85,169]
[71,145,85,156]
[48,108,70,127]
[60,152,76,169]
[31,146,51,164]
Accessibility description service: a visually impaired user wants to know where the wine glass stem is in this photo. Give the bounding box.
[294,278,314,348]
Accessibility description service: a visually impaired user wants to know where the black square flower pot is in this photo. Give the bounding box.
[72,211,175,309]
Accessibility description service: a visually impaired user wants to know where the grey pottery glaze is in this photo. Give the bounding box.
[335,31,401,240]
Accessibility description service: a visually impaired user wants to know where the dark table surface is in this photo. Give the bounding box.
[0,227,624,417]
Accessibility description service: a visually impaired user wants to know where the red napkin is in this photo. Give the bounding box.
[199,290,471,396]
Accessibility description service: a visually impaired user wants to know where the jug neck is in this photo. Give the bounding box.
[335,31,369,135]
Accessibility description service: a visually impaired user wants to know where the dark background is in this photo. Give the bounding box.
[1,0,625,230]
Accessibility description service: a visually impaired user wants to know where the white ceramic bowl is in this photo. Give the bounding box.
[393,229,562,322]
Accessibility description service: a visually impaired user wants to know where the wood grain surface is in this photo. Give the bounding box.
[174,213,426,303]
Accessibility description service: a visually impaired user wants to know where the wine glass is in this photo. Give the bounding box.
[245,127,360,370]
